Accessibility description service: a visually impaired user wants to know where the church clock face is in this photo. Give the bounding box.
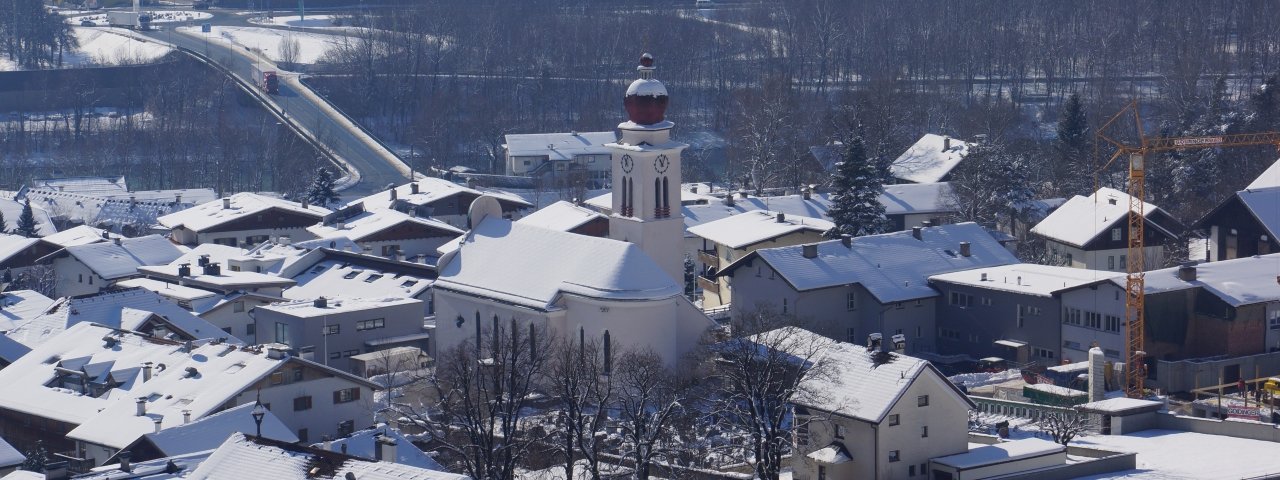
[654,154,670,174]
[621,154,634,173]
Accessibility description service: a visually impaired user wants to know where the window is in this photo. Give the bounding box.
[846,327,857,343]
[889,450,901,462]
[1064,340,1082,350]
[1035,347,1056,359]
[337,420,355,437]
[213,237,237,247]
[1120,255,1127,269]
[233,301,245,313]
[1270,310,1280,330]
[222,327,232,334]
[888,414,900,426]
[835,424,845,439]
[246,323,256,336]
[921,425,928,438]
[846,293,858,311]
[343,271,361,280]
[909,465,916,477]
[1108,256,1116,270]
[334,388,360,403]
[782,298,788,314]
[949,291,973,307]
[89,276,93,285]
[381,245,401,257]
[940,329,960,341]
[78,274,84,283]
[818,466,826,480]
[245,235,269,246]
[344,350,359,357]
[918,395,929,407]
[293,396,312,411]
[1105,315,1122,332]
[274,322,290,344]
[981,297,993,306]
[323,324,340,335]
[1111,228,1122,241]
[356,318,386,331]
[1086,312,1102,330]
[915,326,922,339]
[270,372,284,385]
[1104,349,1121,358]
[920,463,927,475]
[292,367,303,382]
[329,351,342,360]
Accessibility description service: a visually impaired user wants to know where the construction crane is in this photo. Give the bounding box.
[1096,101,1280,398]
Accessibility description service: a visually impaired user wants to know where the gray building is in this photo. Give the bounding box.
[718,222,1017,354]
[930,264,1119,365]
[254,296,428,374]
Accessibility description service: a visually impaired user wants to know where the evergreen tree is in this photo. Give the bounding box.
[20,440,47,472]
[305,167,341,208]
[949,139,1035,234]
[14,199,38,238]
[683,255,697,297]
[1250,74,1280,132]
[824,137,888,238]
[1053,93,1090,196]
[0,209,6,234]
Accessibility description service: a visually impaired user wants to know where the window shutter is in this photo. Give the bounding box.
[333,390,341,403]
[353,388,360,400]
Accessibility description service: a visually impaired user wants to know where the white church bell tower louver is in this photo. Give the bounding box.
[608,53,687,284]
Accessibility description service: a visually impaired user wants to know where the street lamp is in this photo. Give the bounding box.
[251,393,267,438]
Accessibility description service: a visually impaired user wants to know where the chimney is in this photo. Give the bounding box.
[129,196,137,209]
[300,197,309,209]
[1017,276,1022,285]
[183,410,192,424]
[374,435,398,462]
[223,198,231,209]
[267,346,288,359]
[841,234,852,249]
[803,189,811,201]
[118,451,132,473]
[776,213,786,223]
[202,262,221,276]
[1177,263,1197,281]
[102,231,110,239]
[143,362,153,381]
[922,220,933,228]
[739,191,749,199]
[802,244,818,259]
[943,136,951,151]
[1088,347,1106,402]
[136,397,147,416]
[691,185,698,193]
[960,241,971,257]
[113,237,122,246]
[178,264,191,277]
[390,187,398,201]
[912,226,923,240]
[153,418,163,434]
[410,183,420,194]
[724,194,735,207]
[198,255,210,267]
[314,297,327,308]
[981,272,988,281]
[175,193,182,204]
[891,333,907,353]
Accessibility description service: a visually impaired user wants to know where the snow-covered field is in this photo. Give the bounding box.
[247,14,356,30]
[66,27,173,67]
[176,25,342,66]
[67,10,212,25]
[1072,429,1280,479]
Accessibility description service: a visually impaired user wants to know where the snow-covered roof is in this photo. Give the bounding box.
[1072,429,1280,479]
[21,188,195,230]
[317,426,447,471]
[157,192,330,233]
[1031,187,1173,248]
[931,438,1064,469]
[0,334,31,365]
[1232,186,1280,240]
[688,210,833,249]
[805,442,852,464]
[890,134,970,184]
[771,327,972,422]
[0,323,281,449]
[115,277,223,310]
[187,433,469,480]
[139,402,298,457]
[42,225,120,248]
[504,131,617,160]
[307,208,463,242]
[0,434,24,468]
[722,222,1018,303]
[1135,253,1280,307]
[880,182,956,215]
[73,450,212,480]
[1246,158,1280,190]
[0,199,56,236]
[0,289,55,332]
[626,78,667,97]
[930,263,1122,298]
[435,217,680,310]
[50,235,184,280]
[1025,383,1087,396]
[1077,397,1162,414]
[30,176,128,196]
[6,288,238,349]
[259,296,421,318]
[516,201,606,232]
[282,254,434,301]
[357,177,531,213]
[0,234,41,266]
[139,264,297,291]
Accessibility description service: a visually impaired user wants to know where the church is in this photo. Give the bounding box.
[430,54,715,365]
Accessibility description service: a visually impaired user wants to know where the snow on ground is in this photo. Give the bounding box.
[175,25,342,65]
[1072,429,1280,479]
[949,369,1023,389]
[65,27,173,67]
[67,10,212,25]
[247,14,355,30]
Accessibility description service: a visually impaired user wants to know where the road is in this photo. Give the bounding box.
[133,12,410,197]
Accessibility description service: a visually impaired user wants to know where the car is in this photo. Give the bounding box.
[80,19,96,26]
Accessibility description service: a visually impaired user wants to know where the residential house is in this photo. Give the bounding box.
[0,289,54,333]
[180,433,466,480]
[157,193,331,248]
[107,402,298,464]
[717,223,1018,354]
[0,323,379,467]
[255,297,428,372]
[929,264,1122,364]
[115,277,281,343]
[774,328,974,480]
[39,235,183,297]
[354,177,533,230]
[1031,187,1182,272]
[4,288,237,350]
[307,206,464,261]
[316,426,449,471]
[276,247,437,315]
[41,225,123,248]
[688,210,833,309]
[503,131,617,184]
[1193,158,1280,262]
[889,134,971,184]
[0,234,60,275]
[1140,256,1280,360]
[516,200,610,237]
[1056,278,1129,363]
[18,177,213,234]
[0,199,56,236]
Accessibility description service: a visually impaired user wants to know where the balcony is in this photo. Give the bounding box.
[697,275,719,294]
[698,249,719,269]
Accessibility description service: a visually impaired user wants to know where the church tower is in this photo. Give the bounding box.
[608,54,686,284]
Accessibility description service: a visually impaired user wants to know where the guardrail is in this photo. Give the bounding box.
[297,75,408,172]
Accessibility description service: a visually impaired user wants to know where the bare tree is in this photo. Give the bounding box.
[546,332,616,480]
[279,34,301,68]
[1038,406,1096,446]
[615,349,689,480]
[429,319,551,480]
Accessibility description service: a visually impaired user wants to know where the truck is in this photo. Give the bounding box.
[106,11,151,30]
[260,70,280,95]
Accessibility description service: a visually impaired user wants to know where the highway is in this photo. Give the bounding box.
[133,12,411,197]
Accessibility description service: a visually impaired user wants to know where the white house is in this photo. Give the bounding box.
[157,193,331,248]
[39,235,184,297]
[4,287,237,350]
[1031,187,1182,272]
[889,134,971,184]
[688,210,833,309]
[503,131,617,182]
[307,207,464,261]
[354,177,533,230]
[515,200,610,237]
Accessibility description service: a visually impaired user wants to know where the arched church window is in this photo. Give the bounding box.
[603,330,612,375]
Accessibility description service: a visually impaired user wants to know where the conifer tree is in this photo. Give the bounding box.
[305,167,341,208]
[1054,93,1090,196]
[0,209,7,234]
[14,199,38,238]
[824,137,888,238]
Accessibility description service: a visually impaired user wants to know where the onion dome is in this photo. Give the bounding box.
[623,53,669,125]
